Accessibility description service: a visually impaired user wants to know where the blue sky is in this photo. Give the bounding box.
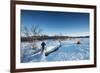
[21,10,89,36]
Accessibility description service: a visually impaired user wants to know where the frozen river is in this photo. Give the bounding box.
[21,38,90,63]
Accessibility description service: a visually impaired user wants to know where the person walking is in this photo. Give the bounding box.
[41,41,46,52]
[40,41,46,61]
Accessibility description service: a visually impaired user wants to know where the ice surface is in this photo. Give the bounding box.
[21,38,90,63]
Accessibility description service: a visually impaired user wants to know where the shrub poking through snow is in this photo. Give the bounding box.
[74,39,81,44]
[76,40,81,44]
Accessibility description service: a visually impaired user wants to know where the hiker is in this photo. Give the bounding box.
[41,41,46,52]
[40,41,46,61]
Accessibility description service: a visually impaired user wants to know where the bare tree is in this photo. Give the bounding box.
[21,24,30,38]
[22,24,43,48]
[23,26,29,37]
[31,24,42,36]
[30,24,43,48]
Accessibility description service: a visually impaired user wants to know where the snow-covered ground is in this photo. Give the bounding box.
[21,38,90,63]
